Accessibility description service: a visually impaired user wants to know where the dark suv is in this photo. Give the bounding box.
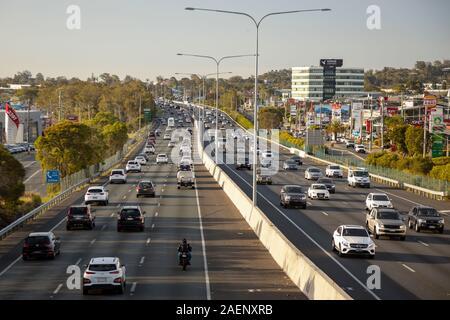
[280,185,307,209]
[136,180,156,198]
[408,206,444,233]
[117,206,145,232]
[67,205,95,230]
[22,232,61,260]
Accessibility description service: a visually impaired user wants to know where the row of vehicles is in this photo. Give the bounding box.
[3,142,35,154]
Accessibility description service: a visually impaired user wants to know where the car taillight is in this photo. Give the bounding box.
[85,271,96,275]
[83,278,91,284]
[110,271,120,274]
[113,277,122,283]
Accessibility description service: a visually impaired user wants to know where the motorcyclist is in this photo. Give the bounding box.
[177,238,192,265]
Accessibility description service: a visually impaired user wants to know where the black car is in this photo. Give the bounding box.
[317,178,336,194]
[236,158,251,170]
[136,180,156,198]
[280,185,307,209]
[289,156,303,165]
[66,205,95,230]
[178,164,191,171]
[117,206,145,232]
[22,232,61,260]
[408,206,444,233]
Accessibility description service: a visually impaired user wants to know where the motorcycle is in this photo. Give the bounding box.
[179,252,190,271]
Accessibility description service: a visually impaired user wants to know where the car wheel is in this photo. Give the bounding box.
[338,244,344,257]
[369,254,375,259]
[400,236,406,241]
[22,255,28,261]
[83,288,89,295]
[408,220,413,229]
[117,227,122,232]
[415,223,420,232]
[140,226,144,232]
[49,252,56,260]
[374,227,380,239]
[332,240,336,252]
[66,225,71,231]
[439,228,444,234]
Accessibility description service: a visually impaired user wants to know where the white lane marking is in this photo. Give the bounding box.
[75,258,82,266]
[139,256,145,265]
[123,196,126,199]
[440,210,450,213]
[130,282,137,294]
[158,203,161,207]
[151,224,155,229]
[53,283,63,295]
[24,161,36,168]
[192,163,211,300]
[224,163,381,300]
[155,212,158,217]
[418,241,429,247]
[110,213,115,217]
[101,225,106,231]
[375,189,422,206]
[307,202,312,206]
[50,216,67,232]
[24,169,42,183]
[321,211,329,216]
[0,256,22,278]
[90,239,96,246]
[128,189,131,193]
[402,264,416,273]
[146,238,151,245]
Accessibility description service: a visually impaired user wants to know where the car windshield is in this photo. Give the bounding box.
[120,209,141,217]
[69,207,87,216]
[309,168,320,173]
[343,228,368,237]
[286,161,296,165]
[373,195,389,201]
[417,208,439,217]
[354,171,369,177]
[128,161,137,165]
[111,170,123,175]
[313,185,327,190]
[88,189,103,193]
[89,264,117,272]
[285,187,303,193]
[330,166,340,170]
[158,155,167,158]
[139,182,152,189]
[378,211,401,220]
[25,236,50,245]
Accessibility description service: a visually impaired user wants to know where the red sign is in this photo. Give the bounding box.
[366,120,372,133]
[387,107,398,116]
[5,102,20,128]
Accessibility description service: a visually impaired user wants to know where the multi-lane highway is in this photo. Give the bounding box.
[203,107,450,300]
[14,152,46,198]
[0,109,304,300]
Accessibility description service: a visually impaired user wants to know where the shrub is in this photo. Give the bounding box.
[408,156,433,175]
[429,164,450,181]
[279,131,304,149]
[432,156,450,166]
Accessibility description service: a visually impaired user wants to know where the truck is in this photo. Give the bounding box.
[177,170,195,189]
[348,167,370,188]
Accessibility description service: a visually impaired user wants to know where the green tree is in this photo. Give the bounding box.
[326,120,346,140]
[405,126,424,156]
[0,145,25,223]
[259,107,283,129]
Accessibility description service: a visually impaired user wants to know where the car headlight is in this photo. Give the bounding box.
[341,240,349,247]
[400,225,406,229]
[377,223,384,228]
[388,203,393,208]
[372,203,379,207]
[368,242,376,248]
[285,196,291,201]
[417,219,425,224]
[439,219,445,224]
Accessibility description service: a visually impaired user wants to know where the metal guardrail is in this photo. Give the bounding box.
[0,126,150,240]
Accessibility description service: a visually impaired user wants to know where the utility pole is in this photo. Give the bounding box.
[369,96,373,151]
[381,97,385,148]
[27,99,31,144]
[423,103,428,158]
[58,90,62,122]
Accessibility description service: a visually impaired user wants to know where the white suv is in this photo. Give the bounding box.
[126,160,141,173]
[325,165,343,178]
[109,169,127,184]
[82,257,126,295]
[365,193,393,210]
[354,144,366,153]
[308,184,330,200]
[156,153,169,164]
[84,186,109,206]
[305,167,323,180]
[134,155,147,166]
[332,225,375,258]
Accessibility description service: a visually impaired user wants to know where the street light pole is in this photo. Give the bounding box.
[177,54,254,164]
[185,6,331,207]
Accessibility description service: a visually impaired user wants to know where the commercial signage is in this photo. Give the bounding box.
[290,105,297,116]
[320,59,343,101]
[46,170,60,184]
[5,102,20,128]
[144,108,152,123]
[387,107,399,116]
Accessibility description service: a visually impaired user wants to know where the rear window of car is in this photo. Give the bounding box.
[89,264,117,272]
[128,161,137,165]
[111,170,123,175]
[139,182,153,188]
[373,195,389,201]
[25,236,50,245]
[378,211,401,220]
[309,168,320,173]
[330,166,340,170]
[417,208,439,217]
[286,160,296,165]
[120,209,141,217]
[88,189,103,193]
[313,185,327,190]
[69,207,87,216]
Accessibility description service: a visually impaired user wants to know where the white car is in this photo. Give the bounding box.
[82,257,126,295]
[332,225,375,258]
[355,144,366,153]
[180,156,193,166]
[365,193,393,211]
[260,158,272,168]
[261,151,273,159]
[109,169,127,184]
[144,145,155,154]
[305,167,323,180]
[125,160,141,173]
[163,133,171,140]
[156,154,169,164]
[85,186,109,206]
[307,184,330,200]
[326,165,344,178]
[134,156,147,166]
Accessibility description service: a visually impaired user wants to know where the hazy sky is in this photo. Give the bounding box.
[1,0,449,81]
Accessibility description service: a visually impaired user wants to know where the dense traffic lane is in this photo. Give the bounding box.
[211,137,450,299]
